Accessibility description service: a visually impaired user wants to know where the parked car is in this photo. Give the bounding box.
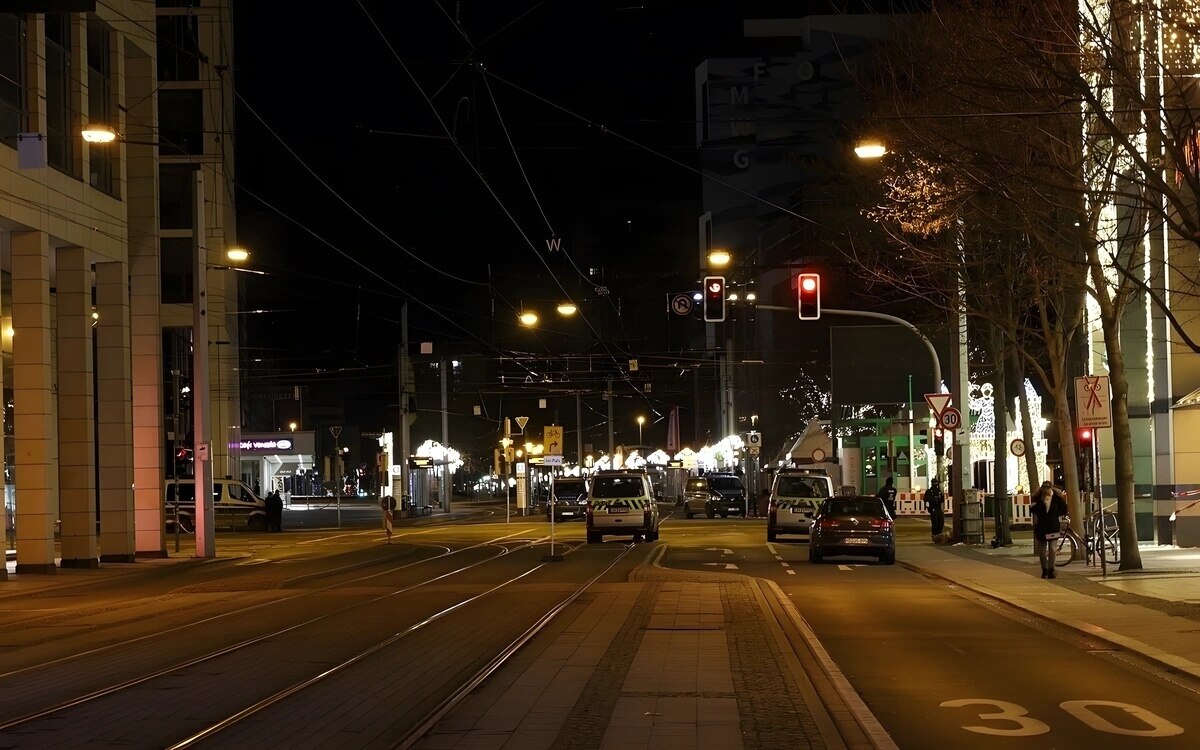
[586,470,659,543]
[165,477,269,533]
[809,496,895,565]
[766,469,834,542]
[683,473,746,518]
[547,476,588,522]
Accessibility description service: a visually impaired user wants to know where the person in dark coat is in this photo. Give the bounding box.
[266,490,283,532]
[1030,481,1069,578]
[877,475,898,520]
[924,478,945,537]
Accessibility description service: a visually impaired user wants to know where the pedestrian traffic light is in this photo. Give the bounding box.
[1077,427,1093,446]
[703,275,726,322]
[798,272,821,320]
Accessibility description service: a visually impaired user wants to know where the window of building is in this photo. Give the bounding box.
[159,163,196,229]
[158,89,203,155]
[0,14,27,149]
[87,18,116,195]
[157,15,201,82]
[161,237,193,304]
[44,14,74,173]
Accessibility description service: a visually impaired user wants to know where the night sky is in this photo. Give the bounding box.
[228,1,917,440]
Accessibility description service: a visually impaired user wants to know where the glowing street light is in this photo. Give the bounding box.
[556,302,578,316]
[708,249,732,267]
[226,247,250,263]
[854,141,888,159]
[637,415,645,444]
[519,311,539,327]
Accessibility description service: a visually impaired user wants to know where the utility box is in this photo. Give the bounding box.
[959,489,984,543]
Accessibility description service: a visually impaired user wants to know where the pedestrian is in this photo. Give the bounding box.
[1030,480,1069,578]
[877,475,898,521]
[381,495,397,543]
[923,478,945,538]
[265,490,283,532]
[756,487,770,518]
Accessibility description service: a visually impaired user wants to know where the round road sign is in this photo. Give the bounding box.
[1010,438,1026,457]
[671,294,694,316]
[939,407,963,431]
[812,447,826,462]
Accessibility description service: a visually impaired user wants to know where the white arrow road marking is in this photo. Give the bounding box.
[703,562,739,570]
[706,547,734,555]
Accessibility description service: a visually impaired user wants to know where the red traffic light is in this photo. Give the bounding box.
[703,275,726,322]
[798,272,821,320]
[1077,427,1093,443]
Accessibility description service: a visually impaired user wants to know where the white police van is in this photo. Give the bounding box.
[586,470,659,544]
[166,477,268,532]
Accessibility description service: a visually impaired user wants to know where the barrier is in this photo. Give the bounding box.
[893,490,1032,522]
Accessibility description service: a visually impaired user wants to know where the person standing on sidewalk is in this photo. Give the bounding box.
[1030,481,1069,578]
[381,495,397,543]
[877,475,898,520]
[924,478,946,538]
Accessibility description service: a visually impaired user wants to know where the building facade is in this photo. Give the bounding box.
[0,0,240,576]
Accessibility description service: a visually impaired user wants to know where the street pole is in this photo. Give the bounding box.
[575,391,583,466]
[606,377,614,454]
[331,425,343,528]
[399,303,411,507]
[172,369,181,554]
[192,171,215,558]
[441,357,450,513]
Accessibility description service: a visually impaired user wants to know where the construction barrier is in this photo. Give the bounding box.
[895,491,1032,521]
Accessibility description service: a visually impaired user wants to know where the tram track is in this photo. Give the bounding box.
[0,534,626,749]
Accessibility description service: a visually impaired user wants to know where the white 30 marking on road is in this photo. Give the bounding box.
[941,699,1183,738]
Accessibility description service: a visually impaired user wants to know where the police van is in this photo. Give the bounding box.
[586,469,659,543]
[766,468,834,542]
[166,477,269,533]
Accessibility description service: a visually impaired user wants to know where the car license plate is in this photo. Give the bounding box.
[844,538,869,545]
[610,507,629,513]
[561,511,575,517]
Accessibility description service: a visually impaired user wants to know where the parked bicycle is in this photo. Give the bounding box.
[1055,507,1120,568]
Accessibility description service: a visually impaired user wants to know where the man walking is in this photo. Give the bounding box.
[877,475,898,520]
[924,478,945,538]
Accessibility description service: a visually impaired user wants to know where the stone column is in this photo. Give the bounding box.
[12,230,58,574]
[96,261,136,562]
[56,246,97,568]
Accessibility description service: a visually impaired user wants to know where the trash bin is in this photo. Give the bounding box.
[959,489,984,543]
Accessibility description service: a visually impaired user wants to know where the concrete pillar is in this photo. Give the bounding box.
[12,230,58,574]
[125,47,166,556]
[56,246,97,568]
[96,261,136,562]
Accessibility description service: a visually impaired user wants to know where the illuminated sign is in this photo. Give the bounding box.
[238,438,294,452]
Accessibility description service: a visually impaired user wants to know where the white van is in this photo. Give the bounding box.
[165,477,268,532]
[586,470,659,543]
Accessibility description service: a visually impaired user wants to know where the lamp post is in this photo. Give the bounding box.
[637,415,645,445]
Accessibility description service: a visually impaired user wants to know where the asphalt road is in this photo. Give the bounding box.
[3,502,1200,748]
[661,512,1200,748]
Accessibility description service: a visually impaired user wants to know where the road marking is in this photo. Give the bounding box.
[703,562,739,570]
[649,544,669,568]
[766,543,778,555]
[780,562,791,568]
[297,526,442,545]
[786,569,796,575]
[706,547,734,555]
[773,554,783,561]
[838,565,852,571]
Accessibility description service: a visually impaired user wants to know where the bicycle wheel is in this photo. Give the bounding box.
[1054,533,1078,567]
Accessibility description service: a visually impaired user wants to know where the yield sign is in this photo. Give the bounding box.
[925,393,952,418]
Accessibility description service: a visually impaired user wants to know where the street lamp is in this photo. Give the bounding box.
[854,140,888,159]
[556,302,578,316]
[518,311,539,327]
[637,415,645,444]
[708,249,732,267]
[289,421,297,432]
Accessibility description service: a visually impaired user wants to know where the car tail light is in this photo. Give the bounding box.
[817,518,838,531]
[870,518,892,529]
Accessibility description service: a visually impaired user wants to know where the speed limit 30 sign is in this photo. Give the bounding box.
[940,407,963,431]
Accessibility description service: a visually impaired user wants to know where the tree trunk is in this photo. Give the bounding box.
[1012,345,1039,490]
[1050,376,1084,531]
[1100,318,1144,570]
[991,325,1012,545]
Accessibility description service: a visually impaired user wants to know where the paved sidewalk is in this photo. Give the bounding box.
[898,534,1200,680]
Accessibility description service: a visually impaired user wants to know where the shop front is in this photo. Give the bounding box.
[235,432,318,502]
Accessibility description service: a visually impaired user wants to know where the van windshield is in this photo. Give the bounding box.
[591,476,645,499]
[775,476,828,498]
[708,476,743,491]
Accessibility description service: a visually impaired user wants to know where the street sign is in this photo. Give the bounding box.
[544,425,564,455]
[748,445,760,456]
[544,455,564,466]
[1010,438,1026,457]
[940,407,963,431]
[671,294,694,316]
[1074,375,1112,428]
[812,447,826,462]
[925,393,952,418]
[746,431,762,447]
[515,415,529,432]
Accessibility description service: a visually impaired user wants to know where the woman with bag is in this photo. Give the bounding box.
[1030,481,1069,578]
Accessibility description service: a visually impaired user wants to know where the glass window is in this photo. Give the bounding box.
[708,476,743,491]
[158,88,203,155]
[159,163,195,228]
[687,478,707,491]
[157,15,201,81]
[590,476,647,499]
[44,14,73,172]
[87,18,115,195]
[0,14,27,149]
[167,482,196,504]
[160,237,193,304]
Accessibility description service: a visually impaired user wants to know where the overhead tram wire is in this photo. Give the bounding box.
[233,184,547,382]
[357,1,658,411]
[483,70,844,238]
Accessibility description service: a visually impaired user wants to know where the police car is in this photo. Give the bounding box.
[766,468,834,542]
[586,470,659,543]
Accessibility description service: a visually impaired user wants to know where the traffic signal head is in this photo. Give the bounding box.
[1077,427,1093,445]
[798,272,821,320]
[703,275,726,322]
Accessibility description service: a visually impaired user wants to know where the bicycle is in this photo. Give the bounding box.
[1054,508,1120,568]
